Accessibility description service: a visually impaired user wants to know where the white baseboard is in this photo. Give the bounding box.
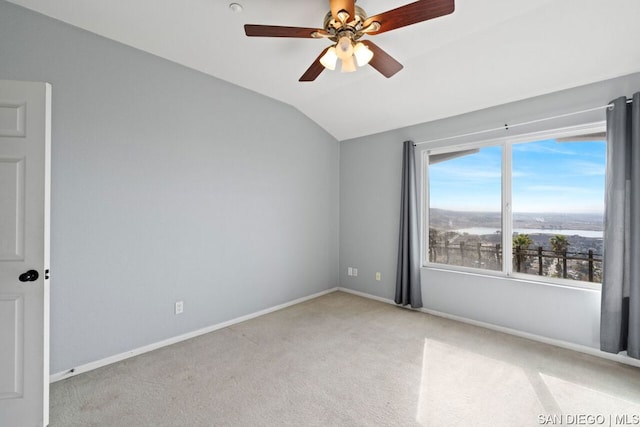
[336,287,640,369]
[337,287,396,305]
[52,286,638,383]
[50,287,339,383]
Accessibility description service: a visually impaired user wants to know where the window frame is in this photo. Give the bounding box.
[420,122,606,290]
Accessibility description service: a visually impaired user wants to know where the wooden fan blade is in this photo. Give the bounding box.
[362,41,403,78]
[245,24,327,38]
[299,47,331,82]
[363,0,454,35]
[330,0,355,22]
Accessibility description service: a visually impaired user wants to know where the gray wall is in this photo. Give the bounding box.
[0,1,339,374]
[341,72,640,349]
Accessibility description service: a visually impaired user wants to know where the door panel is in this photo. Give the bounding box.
[0,158,25,260]
[0,102,26,137]
[0,295,23,398]
[0,80,51,427]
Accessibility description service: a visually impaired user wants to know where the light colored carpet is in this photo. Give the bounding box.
[50,291,640,426]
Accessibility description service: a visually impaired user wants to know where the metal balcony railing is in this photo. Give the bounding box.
[428,241,602,283]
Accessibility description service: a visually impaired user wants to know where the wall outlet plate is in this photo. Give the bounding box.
[175,301,184,315]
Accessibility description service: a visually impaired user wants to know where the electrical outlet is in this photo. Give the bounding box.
[175,301,184,315]
[353,268,358,277]
[375,272,381,281]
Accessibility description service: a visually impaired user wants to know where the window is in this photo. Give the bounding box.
[424,128,605,286]
[428,146,503,271]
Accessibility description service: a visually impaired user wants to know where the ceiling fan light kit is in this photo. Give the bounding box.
[319,40,372,73]
[353,42,373,66]
[341,55,357,73]
[319,47,338,70]
[244,0,455,82]
[336,36,354,60]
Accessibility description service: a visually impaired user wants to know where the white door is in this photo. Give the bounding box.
[0,80,51,426]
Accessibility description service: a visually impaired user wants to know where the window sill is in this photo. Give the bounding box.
[421,264,602,292]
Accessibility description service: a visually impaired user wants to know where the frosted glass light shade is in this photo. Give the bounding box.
[341,55,357,73]
[336,36,354,60]
[320,47,338,70]
[353,42,373,67]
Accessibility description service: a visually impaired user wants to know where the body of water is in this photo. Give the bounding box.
[454,227,603,239]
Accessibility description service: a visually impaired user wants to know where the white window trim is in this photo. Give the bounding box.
[420,121,606,290]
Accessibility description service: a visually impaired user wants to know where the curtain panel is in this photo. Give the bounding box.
[601,92,640,359]
[396,141,423,308]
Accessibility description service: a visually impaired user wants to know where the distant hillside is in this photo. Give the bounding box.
[429,208,501,229]
[429,208,603,232]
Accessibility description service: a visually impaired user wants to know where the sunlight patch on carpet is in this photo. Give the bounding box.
[417,339,547,426]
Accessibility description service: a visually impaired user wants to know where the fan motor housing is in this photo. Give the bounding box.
[323,6,367,36]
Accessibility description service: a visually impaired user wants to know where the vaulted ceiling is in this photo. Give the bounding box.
[7,0,640,141]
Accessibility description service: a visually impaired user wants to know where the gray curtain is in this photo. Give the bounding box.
[396,141,423,308]
[601,92,640,358]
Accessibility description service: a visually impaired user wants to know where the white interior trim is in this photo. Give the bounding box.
[414,107,610,147]
[336,287,640,369]
[50,287,339,383]
[421,122,606,155]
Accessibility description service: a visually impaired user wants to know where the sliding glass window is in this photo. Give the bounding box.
[424,129,605,287]
[427,146,503,272]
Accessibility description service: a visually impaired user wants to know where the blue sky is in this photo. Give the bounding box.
[429,139,606,213]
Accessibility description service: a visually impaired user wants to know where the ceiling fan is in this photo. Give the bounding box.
[244,0,455,82]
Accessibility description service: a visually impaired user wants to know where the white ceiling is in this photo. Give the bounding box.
[7,0,640,141]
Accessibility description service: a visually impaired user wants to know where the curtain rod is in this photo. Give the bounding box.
[413,98,633,147]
